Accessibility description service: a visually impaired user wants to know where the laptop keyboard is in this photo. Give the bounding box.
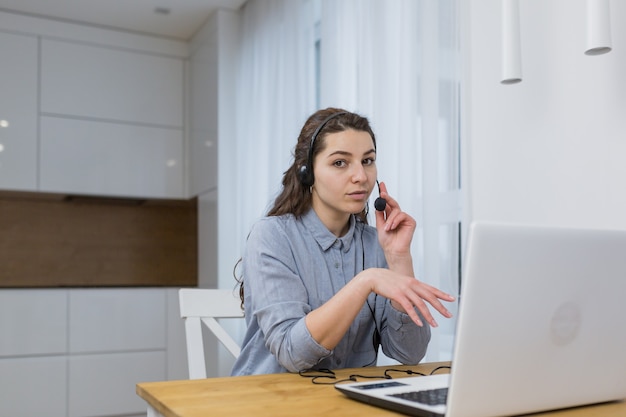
[388,387,449,406]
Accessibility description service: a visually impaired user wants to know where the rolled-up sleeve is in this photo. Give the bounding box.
[379,298,431,365]
[274,314,331,371]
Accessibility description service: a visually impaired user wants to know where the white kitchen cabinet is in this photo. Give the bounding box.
[188,22,219,196]
[69,288,166,353]
[1,30,187,199]
[68,351,166,417]
[188,10,237,197]
[0,288,187,417]
[0,31,38,191]
[0,356,68,417]
[38,37,186,199]
[66,289,169,417]
[0,289,67,356]
[41,39,183,128]
[40,116,184,199]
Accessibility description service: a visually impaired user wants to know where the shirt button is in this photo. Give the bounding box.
[334,262,340,268]
[336,358,342,365]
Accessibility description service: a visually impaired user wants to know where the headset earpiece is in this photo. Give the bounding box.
[298,165,313,187]
[299,112,347,187]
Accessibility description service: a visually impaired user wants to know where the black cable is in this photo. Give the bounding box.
[429,365,451,374]
[349,373,390,380]
[298,368,335,379]
[384,368,427,378]
[360,225,381,357]
[299,365,451,385]
[298,369,357,385]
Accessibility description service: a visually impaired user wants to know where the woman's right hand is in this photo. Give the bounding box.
[362,268,455,328]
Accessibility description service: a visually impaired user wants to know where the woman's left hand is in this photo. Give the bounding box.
[374,181,416,261]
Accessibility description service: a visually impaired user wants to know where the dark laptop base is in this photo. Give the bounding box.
[335,385,445,417]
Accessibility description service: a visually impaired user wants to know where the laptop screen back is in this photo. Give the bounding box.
[446,222,626,417]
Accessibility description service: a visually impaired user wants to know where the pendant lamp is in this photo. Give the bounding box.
[501,0,522,84]
[585,0,612,55]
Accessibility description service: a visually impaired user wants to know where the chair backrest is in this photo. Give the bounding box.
[179,288,244,379]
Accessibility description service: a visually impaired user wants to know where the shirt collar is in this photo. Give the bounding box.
[302,208,356,252]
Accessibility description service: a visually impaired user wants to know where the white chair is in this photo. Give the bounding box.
[179,288,245,379]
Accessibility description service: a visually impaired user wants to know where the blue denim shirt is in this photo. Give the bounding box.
[230,208,430,376]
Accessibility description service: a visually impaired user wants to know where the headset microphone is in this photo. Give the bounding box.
[374,197,387,212]
[374,180,387,211]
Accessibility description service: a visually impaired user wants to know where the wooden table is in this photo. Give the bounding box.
[137,362,626,417]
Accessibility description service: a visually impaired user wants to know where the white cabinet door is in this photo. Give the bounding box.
[189,32,218,196]
[0,357,68,417]
[39,38,186,199]
[67,288,168,417]
[69,351,166,417]
[0,290,68,417]
[0,32,38,191]
[69,288,166,353]
[40,116,184,199]
[41,39,183,128]
[0,289,67,357]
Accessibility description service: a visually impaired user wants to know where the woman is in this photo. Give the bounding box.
[231,108,454,376]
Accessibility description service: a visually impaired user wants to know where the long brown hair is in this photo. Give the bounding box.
[236,108,377,306]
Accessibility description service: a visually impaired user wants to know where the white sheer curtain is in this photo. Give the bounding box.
[217,0,319,375]
[221,0,461,362]
[219,0,318,288]
[319,0,461,361]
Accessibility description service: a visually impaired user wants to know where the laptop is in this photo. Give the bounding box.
[336,221,626,417]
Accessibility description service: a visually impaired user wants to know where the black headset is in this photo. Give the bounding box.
[297,111,387,211]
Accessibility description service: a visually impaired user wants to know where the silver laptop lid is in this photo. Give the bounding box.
[447,222,626,417]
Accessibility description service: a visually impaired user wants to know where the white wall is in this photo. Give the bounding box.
[463,0,626,231]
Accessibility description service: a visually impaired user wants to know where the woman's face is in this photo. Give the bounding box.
[310,128,377,233]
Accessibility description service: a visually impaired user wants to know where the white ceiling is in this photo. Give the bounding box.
[0,0,247,40]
